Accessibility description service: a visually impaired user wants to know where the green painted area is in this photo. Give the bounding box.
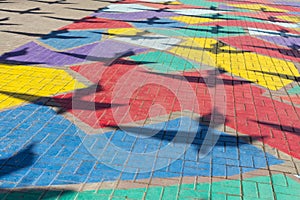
[179,0,219,8]
[201,14,265,22]
[178,13,264,23]
[179,0,251,12]
[1,175,299,200]
[288,85,300,95]
[130,51,200,72]
[149,25,246,38]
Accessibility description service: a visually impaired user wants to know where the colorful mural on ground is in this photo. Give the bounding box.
[0,0,299,199]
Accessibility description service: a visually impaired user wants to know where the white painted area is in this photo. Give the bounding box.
[169,9,225,16]
[267,21,300,28]
[248,28,299,37]
[100,4,154,13]
[113,34,181,50]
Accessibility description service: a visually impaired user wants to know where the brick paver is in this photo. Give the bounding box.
[0,0,299,199]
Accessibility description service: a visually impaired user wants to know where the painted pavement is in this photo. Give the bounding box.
[0,0,299,199]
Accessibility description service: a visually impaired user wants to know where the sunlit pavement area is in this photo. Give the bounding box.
[0,0,300,199]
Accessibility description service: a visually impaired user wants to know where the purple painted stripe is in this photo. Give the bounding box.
[0,42,89,66]
[0,40,148,67]
[257,35,300,49]
[218,4,237,10]
[274,1,300,7]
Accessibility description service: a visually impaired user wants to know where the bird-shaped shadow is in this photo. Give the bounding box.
[0,144,36,179]
[0,84,123,115]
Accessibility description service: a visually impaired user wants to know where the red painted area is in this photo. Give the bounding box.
[281,95,300,105]
[54,62,300,159]
[219,35,300,62]
[271,5,300,12]
[200,20,300,34]
[59,17,132,30]
[225,11,289,22]
[211,0,300,12]
[56,62,197,127]
[226,83,300,159]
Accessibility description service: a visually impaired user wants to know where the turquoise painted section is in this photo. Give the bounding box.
[130,51,200,72]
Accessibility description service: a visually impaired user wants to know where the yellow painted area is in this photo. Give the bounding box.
[169,1,181,5]
[171,16,221,24]
[169,38,299,90]
[144,1,181,4]
[228,4,288,12]
[277,16,300,23]
[0,64,85,110]
[107,28,144,38]
[160,1,181,5]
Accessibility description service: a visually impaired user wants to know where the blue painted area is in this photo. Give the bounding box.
[39,30,102,50]
[131,18,185,29]
[0,104,283,188]
[288,12,300,15]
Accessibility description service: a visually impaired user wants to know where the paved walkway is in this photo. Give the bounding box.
[0,0,300,199]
